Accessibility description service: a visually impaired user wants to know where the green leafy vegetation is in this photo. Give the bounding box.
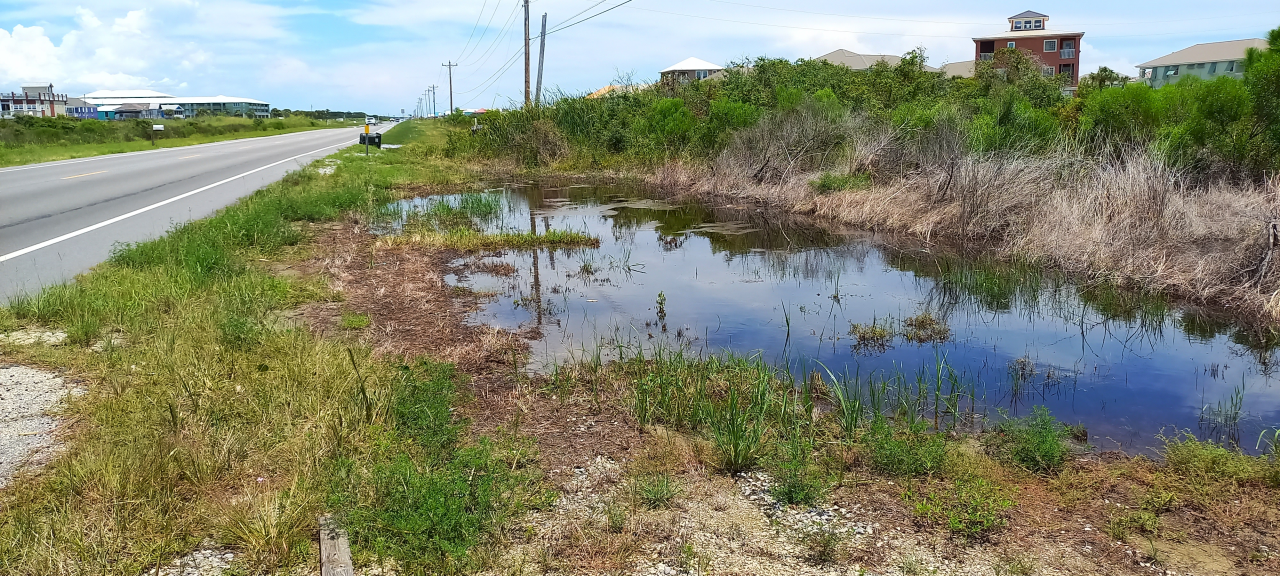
[908,477,1014,540]
[864,417,947,477]
[811,171,871,194]
[340,312,371,329]
[632,473,680,510]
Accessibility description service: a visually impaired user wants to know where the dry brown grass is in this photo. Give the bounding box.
[648,112,1280,321]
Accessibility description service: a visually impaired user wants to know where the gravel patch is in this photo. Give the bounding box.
[0,329,67,346]
[0,365,82,488]
[155,542,238,576]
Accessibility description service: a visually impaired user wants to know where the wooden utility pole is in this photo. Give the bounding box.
[428,85,438,116]
[442,62,457,113]
[535,13,547,107]
[523,0,531,107]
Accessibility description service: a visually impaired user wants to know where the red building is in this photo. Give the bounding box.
[973,11,1083,91]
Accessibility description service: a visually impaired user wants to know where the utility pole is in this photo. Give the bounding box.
[429,85,438,116]
[523,0,531,107]
[442,62,457,113]
[535,12,547,107]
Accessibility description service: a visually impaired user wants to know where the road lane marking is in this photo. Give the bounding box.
[61,170,108,180]
[179,154,201,159]
[0,139,358,264]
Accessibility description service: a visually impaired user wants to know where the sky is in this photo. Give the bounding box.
[1,1,1277,115]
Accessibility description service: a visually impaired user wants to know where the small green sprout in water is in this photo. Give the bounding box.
[656,290,667,322]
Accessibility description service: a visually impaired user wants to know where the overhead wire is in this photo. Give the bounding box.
[454,0,491,62]
[461,0,524,71]
[459,0,507,63]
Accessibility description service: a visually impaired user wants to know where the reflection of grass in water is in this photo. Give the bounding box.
[386,228,599,251]
[387,192,598,250]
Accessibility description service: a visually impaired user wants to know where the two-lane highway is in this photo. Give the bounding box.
[0,124,391,300]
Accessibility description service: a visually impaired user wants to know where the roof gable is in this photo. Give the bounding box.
[661,57,724,73]
[1009,10,1048,19]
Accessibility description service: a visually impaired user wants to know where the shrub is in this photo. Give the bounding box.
[984,406,1069,474]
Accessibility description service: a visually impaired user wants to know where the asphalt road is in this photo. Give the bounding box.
[0,124,393,300]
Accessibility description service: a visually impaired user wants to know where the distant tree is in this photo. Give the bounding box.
[1244,24,1280,152]
[974,47,1067,108]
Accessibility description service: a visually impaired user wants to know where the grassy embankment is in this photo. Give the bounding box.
[446,32,1280,322]
[0,120,583,575]
[0,116,361,168]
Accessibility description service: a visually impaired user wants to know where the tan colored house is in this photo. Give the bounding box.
[1137,39,1267,88]
[816,49,939,72]
[0,83,67,118]
[940,61,976,78]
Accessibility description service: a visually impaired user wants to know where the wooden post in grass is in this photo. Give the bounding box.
[318,515,353,576]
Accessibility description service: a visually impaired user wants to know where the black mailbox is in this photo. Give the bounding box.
[359,132,382,148]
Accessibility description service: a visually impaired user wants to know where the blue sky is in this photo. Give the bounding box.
[1,1,1277,114]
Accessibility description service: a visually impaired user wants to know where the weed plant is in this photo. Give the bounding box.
[907,477,1014,540]
[984,406,1071,474]
[863,416,947,477]
[632,473,680,510]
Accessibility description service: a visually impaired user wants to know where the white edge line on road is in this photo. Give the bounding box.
[0,127,360,175]
[0,139,355,263]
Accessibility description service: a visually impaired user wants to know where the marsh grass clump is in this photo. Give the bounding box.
[1161,433,1279,487]
[769,433,826,506]
[907,476,1014,540]
[848,319,893,355]
[800,526,844,564]
[984,406,1071,474]
[1105,510,1161,541]
[901,312,951,344]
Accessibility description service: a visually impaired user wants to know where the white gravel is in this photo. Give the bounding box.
[0,364,82,488]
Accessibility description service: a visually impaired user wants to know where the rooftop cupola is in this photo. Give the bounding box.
[1008,11,1048,31]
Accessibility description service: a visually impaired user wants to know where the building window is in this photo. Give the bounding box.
[1226,60,1237,72]
[1007,41,1016,48]
[695,70,709,80]
[1014,20,1023,30]
[1034,19,1043,29]
[1209,62,1218,74]
[1042,66,1055,77]
[1167,65,1180,77]
[1044,39,1057,52]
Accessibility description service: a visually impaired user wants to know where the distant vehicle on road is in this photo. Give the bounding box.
[365,116,378,125]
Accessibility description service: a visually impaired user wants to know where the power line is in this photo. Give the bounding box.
[547,0,638,35]
[462,0,524,69]
[455,0,491,62]
[459,0,507,63]
[550,0,610,29]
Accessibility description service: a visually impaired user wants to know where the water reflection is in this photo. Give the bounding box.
[382,183,1280,454]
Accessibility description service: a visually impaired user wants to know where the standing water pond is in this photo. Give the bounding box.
[380,183,1280,454]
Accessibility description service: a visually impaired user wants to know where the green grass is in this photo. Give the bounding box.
[340,312,371,329]
[0,116,349,168]
[381,119,453,147]
[632,473,680,510]
[810,172,872,194]
[0,121,531,575]
[864,417,947,477]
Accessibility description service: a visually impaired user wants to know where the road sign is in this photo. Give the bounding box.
[152,125,164,131]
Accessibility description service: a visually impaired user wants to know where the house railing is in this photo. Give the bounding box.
[1060,49,1077,59]
[979,53,994,61]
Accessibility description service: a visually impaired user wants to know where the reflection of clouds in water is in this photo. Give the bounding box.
[431,186,1280,453]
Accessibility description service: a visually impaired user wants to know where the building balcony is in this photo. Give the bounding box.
[1060,49,1077,59]
[979,53,994,61]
